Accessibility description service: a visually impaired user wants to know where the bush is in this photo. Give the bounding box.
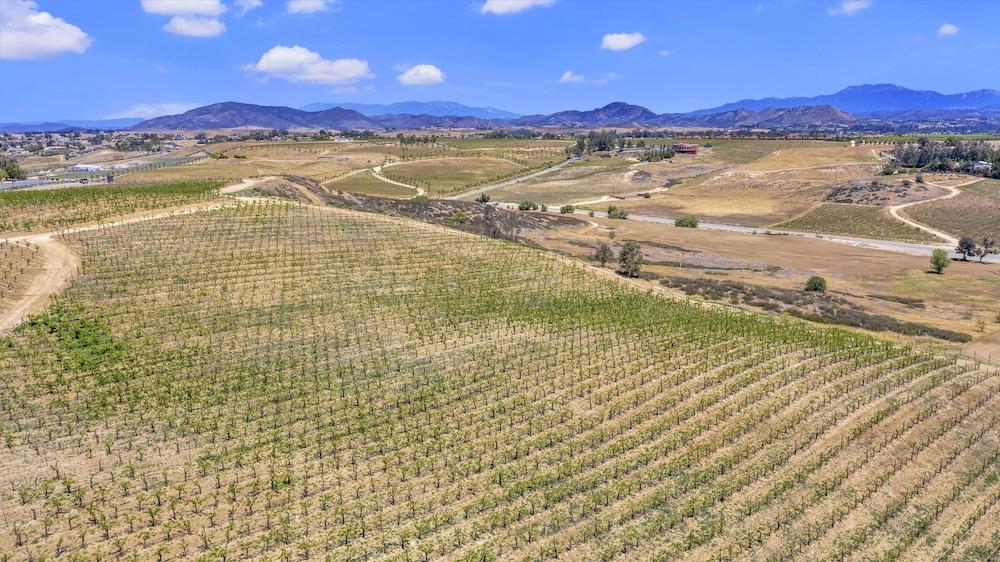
[915,174,924,183]
[607,205,628,219]
[804,276,827,292]
[674,216,699,228]
[930,249,950,274]
[451,211,470,224]
[588,210,595,217]
[559,204,575,214]
[518,200,539,211]
[881,165,895,175]
[476,193,491,203]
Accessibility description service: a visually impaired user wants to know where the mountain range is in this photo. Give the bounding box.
[5,84,999,133]
[130,101,860,131]
[300,101,520,120]
[691,84,1000,115]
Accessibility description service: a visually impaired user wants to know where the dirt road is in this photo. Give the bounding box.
[888,178,980,246]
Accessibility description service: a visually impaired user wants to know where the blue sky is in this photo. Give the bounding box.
[1,0,998,121]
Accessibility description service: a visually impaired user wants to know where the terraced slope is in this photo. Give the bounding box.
[1,202,998,561]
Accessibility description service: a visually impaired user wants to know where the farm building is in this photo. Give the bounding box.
[672,143,699,154]
[973,160,993,172]
[72,164,105,172]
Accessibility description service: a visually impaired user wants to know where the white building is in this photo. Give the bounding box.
[73,164,105,172]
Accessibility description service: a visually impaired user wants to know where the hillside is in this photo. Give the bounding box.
[3,201,998,560]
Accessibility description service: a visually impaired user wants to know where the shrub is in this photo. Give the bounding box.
[804,276,827,292]
[930,249,950,274]
[674,216,699,228]
[588,210,595,217]
[540,204,548,212]
[518,200,539,211]
[881,165,895,175]
[559,204,575,214]
[618,241,643,278]
[451,211,470,224]
[607,206,628,219]
[476,193,491,203]
[915,174,924,183]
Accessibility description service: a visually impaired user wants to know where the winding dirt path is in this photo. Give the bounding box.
[370,165,427,196]
[888,178,980,246]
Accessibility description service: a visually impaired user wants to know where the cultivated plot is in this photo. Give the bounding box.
[1,203,997,561]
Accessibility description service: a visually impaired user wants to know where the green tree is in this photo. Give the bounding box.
[804,276,827,292]
[559,204,575,214]
[607,205,628,219]
[956,236,977,261]
[618,241,643,278]
[930,249,950,274]
[593,244,613,267]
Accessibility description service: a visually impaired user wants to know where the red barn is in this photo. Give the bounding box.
[672,143,699,154]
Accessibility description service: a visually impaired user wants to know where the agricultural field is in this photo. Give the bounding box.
[2,202,999,561]
[775,203,940,243]
[608,144,879,226]
[0,241,40,305]
[441,138,575,149]
[324,170,416,198]
[904,179,1000,241]
[0,181,224,233]
[379,157,528,196]
[642,139,849,165]
[487,158,633,204]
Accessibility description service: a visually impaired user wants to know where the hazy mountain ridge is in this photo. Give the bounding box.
[301,101,520,120]
[690,84,1000,115]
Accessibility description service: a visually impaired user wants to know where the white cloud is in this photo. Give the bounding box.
[937,23,959,36]
[397,64,445,86]
[141,0,226,36]
[140,0,226,16]
[108,102,199,119]
[287,0,333,13]
[558,71,617,85]
[247,45,373,85]
[657,49,671,56]
[559,70,584,83]
[235,0,263,15]
[601,32,646,51]
[480,0,554,15]
[827,0,871,16]
[164,15,225,37]
[0,0,92,60]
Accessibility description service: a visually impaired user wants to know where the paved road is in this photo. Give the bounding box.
[445,157,580,201]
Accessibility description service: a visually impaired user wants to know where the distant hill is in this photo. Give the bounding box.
[690,84,1000,115]
[301,101,520,120]
[512,102,854,128]
[133,102,381,131]
[514,102,660,127]
[0,118,141,133]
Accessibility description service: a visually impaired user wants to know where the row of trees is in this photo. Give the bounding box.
[890,138,1000,178]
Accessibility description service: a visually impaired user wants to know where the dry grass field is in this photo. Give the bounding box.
[603,143,881,226]
[905,179,1000,241]
[488,158,633,204]
[775,203,940,243]
[2,201,999,562]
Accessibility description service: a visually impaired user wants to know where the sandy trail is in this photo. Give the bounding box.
[888,178,981,246]
[0,177,269,335]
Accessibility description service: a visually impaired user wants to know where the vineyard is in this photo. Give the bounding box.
[775,203,939,243]
[0,181,224,233]
[2,201,998,561]
[323,171,416,198]
[904,179,1000,241]
[0,241,40,304]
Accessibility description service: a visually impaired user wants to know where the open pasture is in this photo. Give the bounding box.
[905,179,1000,241]
[380,157,527,195]
[1,202,999,561]
[0,181,223,233]
[775,203,939,243]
